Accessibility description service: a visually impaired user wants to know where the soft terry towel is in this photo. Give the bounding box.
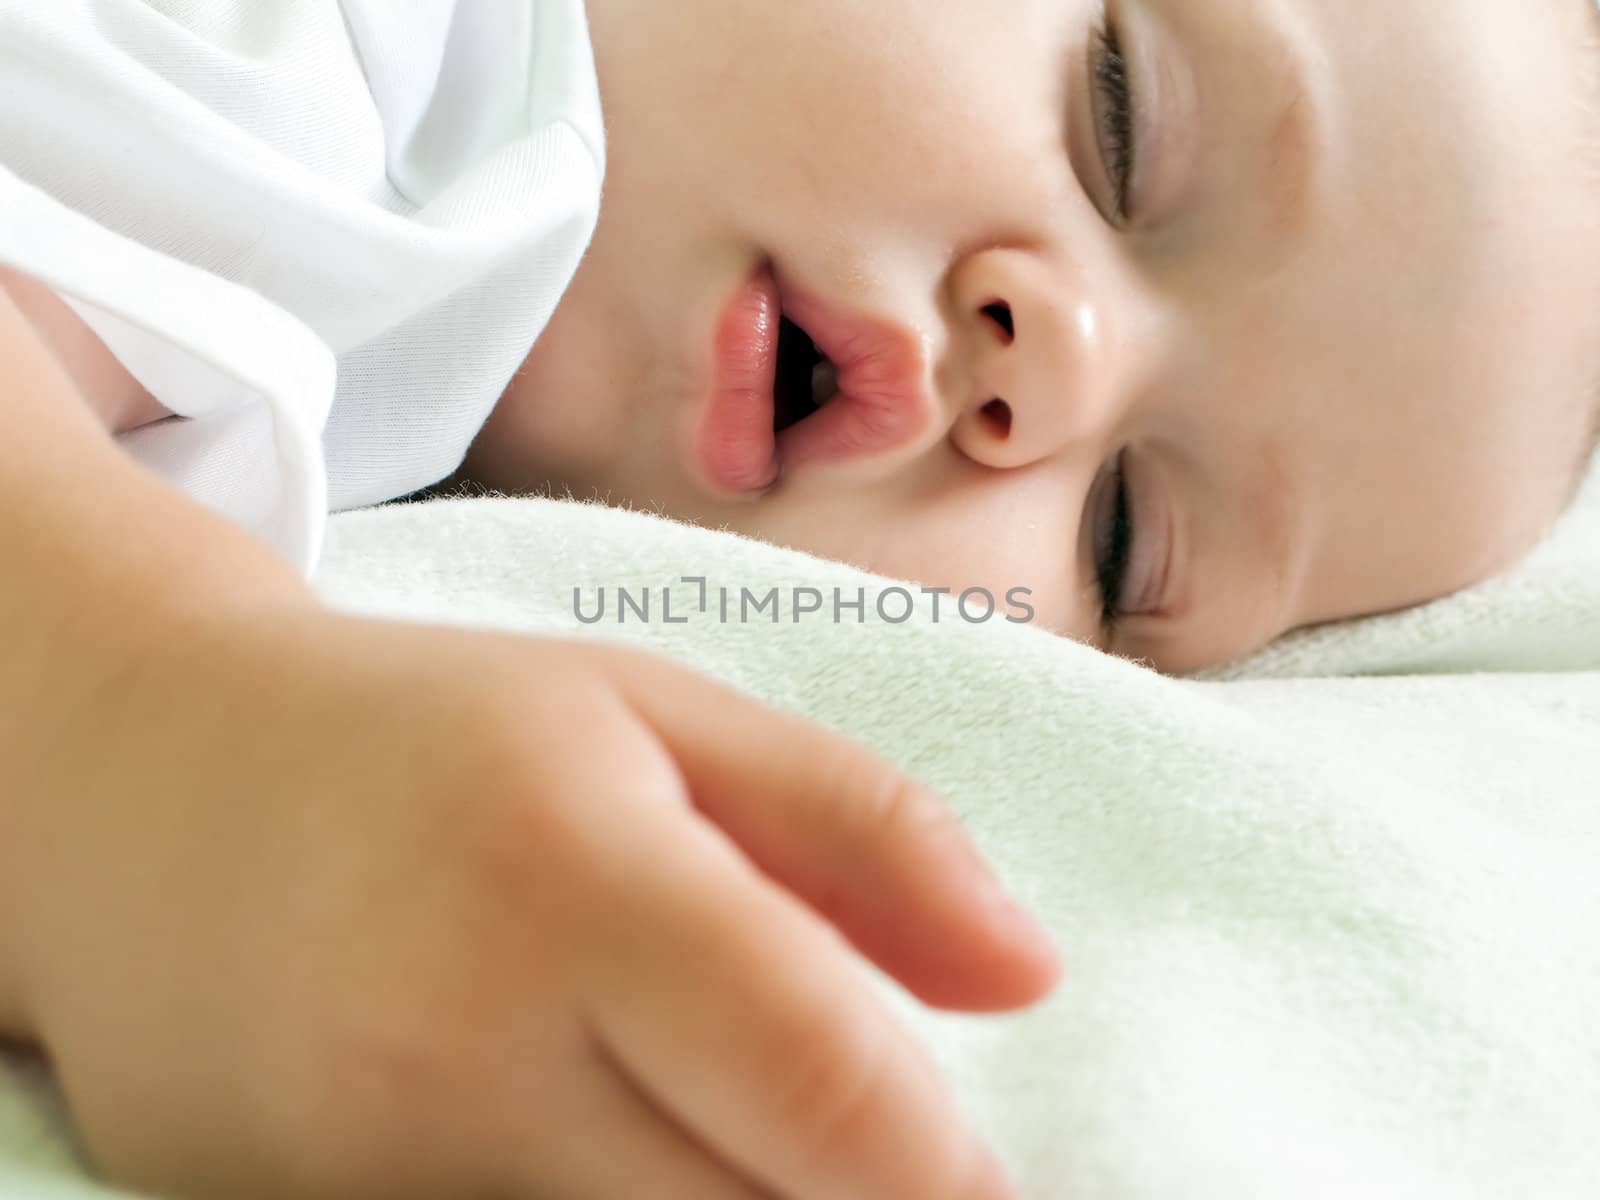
[5,457,1599,1199]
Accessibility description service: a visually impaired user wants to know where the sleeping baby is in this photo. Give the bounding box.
[2,0,1597,1197]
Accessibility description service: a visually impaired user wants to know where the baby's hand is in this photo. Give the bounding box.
[10,608,1058,1199]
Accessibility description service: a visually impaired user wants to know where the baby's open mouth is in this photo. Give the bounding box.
[773,316,839,434]
[696,265,931,496]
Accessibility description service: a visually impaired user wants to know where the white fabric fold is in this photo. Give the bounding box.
[0,0,604,565]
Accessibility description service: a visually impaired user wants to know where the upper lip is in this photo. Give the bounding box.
[772,273,937,479]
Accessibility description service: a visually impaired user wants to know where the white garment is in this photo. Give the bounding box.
[0,0,604,574]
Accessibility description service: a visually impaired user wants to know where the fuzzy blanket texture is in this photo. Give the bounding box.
[5,456,1598,1199]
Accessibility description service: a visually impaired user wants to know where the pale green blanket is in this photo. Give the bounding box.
[6,458,1599,1199]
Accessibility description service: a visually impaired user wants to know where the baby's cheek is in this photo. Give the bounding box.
[736,469,1073,620]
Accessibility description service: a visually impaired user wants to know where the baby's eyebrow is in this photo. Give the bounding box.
[1154,439,1303,673]
[1260,59,1321,241]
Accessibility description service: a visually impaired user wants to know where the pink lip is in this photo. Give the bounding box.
[694,266,933,496]
[776,283,932,477]
[696,270,783,494]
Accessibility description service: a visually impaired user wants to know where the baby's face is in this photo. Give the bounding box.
[468,0,1600,672]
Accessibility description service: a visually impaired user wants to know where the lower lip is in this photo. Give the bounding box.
[694,270,782,495]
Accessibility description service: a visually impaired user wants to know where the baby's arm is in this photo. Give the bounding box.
[0,288,1056,1198]
[0,285,316,1036]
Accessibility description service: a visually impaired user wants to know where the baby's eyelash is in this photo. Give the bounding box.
[1095,452,1135,628]
[1093,22,1136,219]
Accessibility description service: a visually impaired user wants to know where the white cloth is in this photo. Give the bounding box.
[0,0,604,574]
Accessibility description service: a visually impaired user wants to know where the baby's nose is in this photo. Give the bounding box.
[943,245,1120,471]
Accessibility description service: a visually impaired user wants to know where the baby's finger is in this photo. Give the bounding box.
[604,648,1059,1012]
[585,809,1016,1200]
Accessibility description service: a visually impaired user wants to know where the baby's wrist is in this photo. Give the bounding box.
[0,605,315,1052]
[0,824,43,1043]
[0,787,74,1045]
[0,946,29,1043]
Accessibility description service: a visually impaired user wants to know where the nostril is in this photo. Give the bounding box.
[981,302,1015,345]
[980,399,1013,438]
